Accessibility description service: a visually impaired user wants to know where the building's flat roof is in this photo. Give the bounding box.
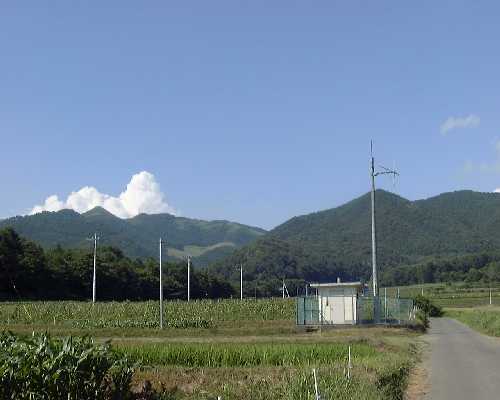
[310,282,362,288]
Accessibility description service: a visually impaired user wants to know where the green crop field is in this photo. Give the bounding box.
[0,298,295,335]
[0,298,420,399]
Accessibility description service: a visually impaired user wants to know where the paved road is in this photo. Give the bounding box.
[425,318,500,400]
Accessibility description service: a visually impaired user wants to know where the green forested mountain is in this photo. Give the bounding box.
[210,190,500,291]
[0,207,265,264]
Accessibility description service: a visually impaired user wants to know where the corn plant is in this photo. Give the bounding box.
[0,298,295,330]
[0,332,134,400]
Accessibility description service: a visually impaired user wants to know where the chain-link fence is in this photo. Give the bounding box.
[356,296,415,325]
[296,295,415,326]
[296,296,321,325]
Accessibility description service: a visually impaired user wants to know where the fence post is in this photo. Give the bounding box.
[313,368,321,400]
[384,288,387,323]
[347,345,352,380]
[398,298,401,325]
[304,297,307,325]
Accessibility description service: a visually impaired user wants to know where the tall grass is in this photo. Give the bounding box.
[118,342,375,367]
[446,308,500,336]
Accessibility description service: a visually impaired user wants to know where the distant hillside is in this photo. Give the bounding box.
[210,190,500,286]
[0,207,266,264]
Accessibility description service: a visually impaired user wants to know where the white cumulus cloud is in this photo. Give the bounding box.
[31,171,177,218]
[440,114,480,135]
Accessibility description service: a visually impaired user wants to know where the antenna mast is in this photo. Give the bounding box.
[370,141,398,297]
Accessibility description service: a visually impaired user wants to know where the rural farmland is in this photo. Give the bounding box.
[0,298,420,399]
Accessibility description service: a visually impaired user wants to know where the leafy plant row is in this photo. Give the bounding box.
[0,298,295,329]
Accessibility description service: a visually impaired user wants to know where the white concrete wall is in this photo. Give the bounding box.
[318,287,357,325]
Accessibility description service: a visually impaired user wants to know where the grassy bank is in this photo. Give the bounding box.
[446,307,500,336]
[385,282,500,308]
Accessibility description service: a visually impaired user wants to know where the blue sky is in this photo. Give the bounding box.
[1,1,500,229]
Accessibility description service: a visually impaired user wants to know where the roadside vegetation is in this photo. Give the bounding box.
[445,307,500,337]
[385,282,500,308]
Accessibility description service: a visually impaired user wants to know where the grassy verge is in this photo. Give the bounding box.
[385,282,500,308]
[445,307,500,336]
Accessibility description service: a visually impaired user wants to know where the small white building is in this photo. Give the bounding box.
[310,280,363,325]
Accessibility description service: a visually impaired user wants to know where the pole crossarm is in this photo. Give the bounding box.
[374,165,399,177]
[374,170,398,177]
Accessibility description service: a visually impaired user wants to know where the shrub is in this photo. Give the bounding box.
[413,295,443,317]
[0,332,134,400]
[415,309,430,331]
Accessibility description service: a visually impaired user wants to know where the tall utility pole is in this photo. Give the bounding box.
[187,256,191,302]
[91,233,99,304]
[370,141,398,297]
[240,264,243,300]
[159,238,164,329]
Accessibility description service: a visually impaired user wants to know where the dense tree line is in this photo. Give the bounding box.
[380,252,500,286]
[5,223,500,301]
[0,228,234,301]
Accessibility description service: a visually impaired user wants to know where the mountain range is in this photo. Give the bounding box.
[0,207,266,265]
[3,189,500,286]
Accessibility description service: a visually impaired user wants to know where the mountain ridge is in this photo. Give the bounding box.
[0,208,266,264]
[210,189,500,285]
